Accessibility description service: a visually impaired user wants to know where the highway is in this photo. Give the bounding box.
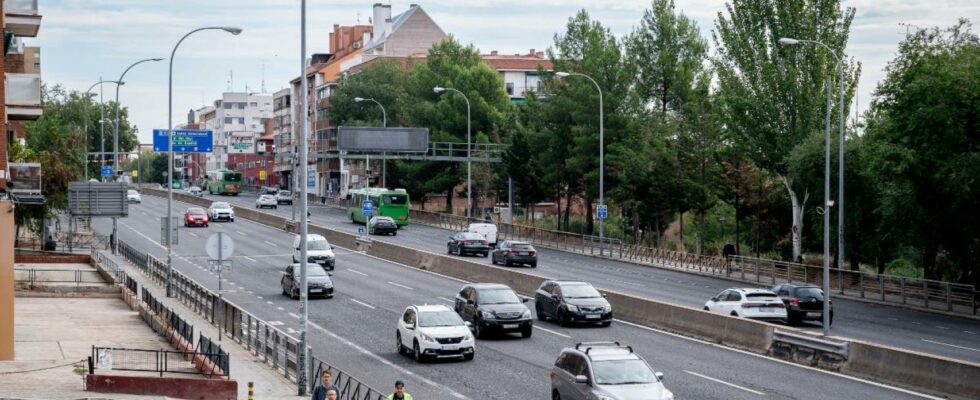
[94,194,946,400]
[212,192,980,364]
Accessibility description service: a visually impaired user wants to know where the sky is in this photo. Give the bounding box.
[36,0,980,144]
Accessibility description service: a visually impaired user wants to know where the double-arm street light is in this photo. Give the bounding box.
[354,97,387,187]
[433,87,472,218]
[85,80,123,181]
[166,26,242,299]
[555,71,606,255]
[778,37,845,337]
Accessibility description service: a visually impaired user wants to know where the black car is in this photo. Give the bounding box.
[454,283,532,339]
[447,232,491,257]
[368,216,398,236]
[491,241,537,267]
[771,284,833,326]
[535,280,612,327]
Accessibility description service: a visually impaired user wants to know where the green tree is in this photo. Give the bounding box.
[862,20,979,283]
[714,0,860,261]
[330,59,407,127]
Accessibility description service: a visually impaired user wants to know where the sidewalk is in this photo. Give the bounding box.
[104,250,306,400]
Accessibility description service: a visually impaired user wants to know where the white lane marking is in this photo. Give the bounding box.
[613,319,944,400]
[935,326,949,330]
[966,331,977,335]
[921,339,980,352]
[347,268,369,277]
[237,231,246,236]
[437,296,455,303]
[351,299,376,309]
[911,321,922,325]
[277,306,284,311]
[266,301,273,305]
[533,326,571,338]
[257,296,263,300]
[684,370,766,396]
[188,231,199,238]
[119,221,166,250]
[308,322,470,399]
[387,281,414,290]
[289,312,301,319]
[287,328,300,334]
[244,256,257,263]
[264,240,279,247]
[267,321,284,326]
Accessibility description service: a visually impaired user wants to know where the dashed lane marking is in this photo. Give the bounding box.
[684,370,766,396]
[387,281,414,290]
[244,256,257,263]
[347,268,369,277]
[533,326,571,338]
[351,299,376,309]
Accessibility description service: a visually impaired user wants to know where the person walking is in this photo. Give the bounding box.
[387,380,413,400]
[311,369,341,400]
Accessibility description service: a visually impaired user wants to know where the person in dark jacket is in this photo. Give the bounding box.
[311,369,340,400]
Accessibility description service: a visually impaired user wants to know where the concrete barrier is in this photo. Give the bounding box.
[844,340,980,399]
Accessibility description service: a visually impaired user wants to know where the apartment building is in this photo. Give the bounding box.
[204,92,273,185]
[483,49,552,104]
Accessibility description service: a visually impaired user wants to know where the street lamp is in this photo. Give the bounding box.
[779,37,844,336]
[85,80,124,181]
[555,71,606,255]
[433,86,472,218]
[354,97,388,187]
[166,26,242,299]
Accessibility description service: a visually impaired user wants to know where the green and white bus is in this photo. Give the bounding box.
[347,188,411,226]
[206,169,243,195]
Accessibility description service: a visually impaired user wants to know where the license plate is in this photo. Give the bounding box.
[503,324,518,329]
[586,314,600,319]
[808,312,822,317]
[760,307,773,313]
[310,289,322,293]
[443,344,458,350]
[519,252,529,255]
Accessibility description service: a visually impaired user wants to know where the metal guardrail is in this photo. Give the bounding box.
[773,329,849,358]
[89,346,228,378]
[116,239,383,398]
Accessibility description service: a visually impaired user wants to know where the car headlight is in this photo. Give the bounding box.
[661,391,674,400]
[603,305,612,313]
[521,310,532,319]
[463,333,473,341]
[481,310,496,319]
[420,333,436,343]
[565,304,579,313]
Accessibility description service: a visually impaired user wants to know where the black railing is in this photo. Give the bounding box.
[197,334,230,376]
[89,346,228,377]
[311,361,386,400]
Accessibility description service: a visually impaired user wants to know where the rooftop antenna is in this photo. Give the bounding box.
[356,11,361,24]
[261,60,266,93]
[229,70,234,92]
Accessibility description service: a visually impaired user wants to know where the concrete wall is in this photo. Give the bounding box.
[86,374,237,400]
[0,201,14,360]
[844,340,980,399]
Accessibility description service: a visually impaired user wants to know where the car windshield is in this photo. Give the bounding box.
[746,292,779,300]
[261,195,274,200]
[418,310,464,327]
[296,264,327,277]
[307,241,330,251]
[795,287,824,300]
[212,202,230,209]
[561,284,601,298]
[460,233,484,240]
[375,218,394,224]
[478,289,521,304]
[128,190,138,195]
[592,359,658,385]
[188,208,206,215]
[279,191,291,196]
[224,172,242,182]
[383,194,408,205]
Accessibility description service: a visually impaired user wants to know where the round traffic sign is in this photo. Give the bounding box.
[206,232,235,261]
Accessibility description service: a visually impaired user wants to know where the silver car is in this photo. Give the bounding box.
[551,342,673,400]
[281,263,334,299]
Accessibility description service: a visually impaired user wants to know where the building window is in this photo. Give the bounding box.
[238,118,245,124]
[223,103,232,109]
[238,103,246,109]
[224,117,234,124]
[250,102,257,107]
[506,82,515,96]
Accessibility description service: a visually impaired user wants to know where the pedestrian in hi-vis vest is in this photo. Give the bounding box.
[387,380,413,400]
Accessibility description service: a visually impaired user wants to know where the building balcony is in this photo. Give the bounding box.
[4,0,41,37]
[5,73,42,120]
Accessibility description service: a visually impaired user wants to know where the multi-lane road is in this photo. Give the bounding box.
[93,194,950,399]
[212,192,980,364]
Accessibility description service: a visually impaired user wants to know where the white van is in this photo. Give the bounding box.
[466,223,498,247]
[292,234,336,270]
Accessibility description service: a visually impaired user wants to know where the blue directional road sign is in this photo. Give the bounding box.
[152,129,214,153]
[307,169,316,189]
[362,200,374,217]
[596,204,608,220]
[100,166,113,178]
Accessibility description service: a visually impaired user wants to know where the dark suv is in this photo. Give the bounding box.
[771,284,833,326]
[535,281,612,327]
[454,283,533,339]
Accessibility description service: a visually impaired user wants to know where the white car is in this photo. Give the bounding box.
[703,288,787,323]
[208,202,235,222]
[186,186,203,196]
[466,223,498,246]
[292,234,335,270]
[126,189,141,203]
[256,194,278,209]
[396,304,475,362]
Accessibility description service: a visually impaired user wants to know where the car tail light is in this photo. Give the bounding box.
[789,297,799,306]
[771,302,786,308]
[741,303,757,308]
[530,251,536,256]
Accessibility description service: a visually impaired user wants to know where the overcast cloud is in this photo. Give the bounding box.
[36,1,979,143]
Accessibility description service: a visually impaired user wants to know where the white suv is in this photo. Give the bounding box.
[396,304,474,362]
[703,288,787,323]
[551,342,673,400]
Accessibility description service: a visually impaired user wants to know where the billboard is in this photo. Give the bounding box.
[152,129,214,153]
[8,163,41,195]
[68,182,128,217]
[228,135,255,154]
[337,127,428,152]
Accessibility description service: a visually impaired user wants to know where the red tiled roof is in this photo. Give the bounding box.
[482,53,553,71]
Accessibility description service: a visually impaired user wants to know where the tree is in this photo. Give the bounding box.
[714,0,860,261]
[862,20,979,283]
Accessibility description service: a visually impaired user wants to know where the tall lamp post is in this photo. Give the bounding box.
[84,80,123,181]
[433,87,472,218]
[166,26,242,299]
[555,71,605,255]
[354,97,387,187]
[779,37,844,336]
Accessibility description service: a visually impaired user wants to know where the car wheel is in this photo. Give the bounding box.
[292,288,299,300]
[536,304,547,321]
[530,263,537,268]
[482,252,489,258]
[788,313,802,326]
[600,321,611,327]
[553,390,561,400]
[557,309,569,327]
[447,245,453,255]
[474,320,484,339]
[396,333,406,355]
[392,231,397,236]
[730,311,739,317]
[413,341,424,363]
[521,326,532,338]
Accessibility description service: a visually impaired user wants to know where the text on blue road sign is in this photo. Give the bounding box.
[152,129,214,153]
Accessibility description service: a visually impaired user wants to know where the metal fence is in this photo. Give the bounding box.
[116,239,383,397]
[141,287,194,345]
[89,346,228,378]
[197,334,230,376]
[311,360,388,400]
[13,267,106,288]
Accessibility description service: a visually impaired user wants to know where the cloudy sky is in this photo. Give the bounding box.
[37,0,979,144]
